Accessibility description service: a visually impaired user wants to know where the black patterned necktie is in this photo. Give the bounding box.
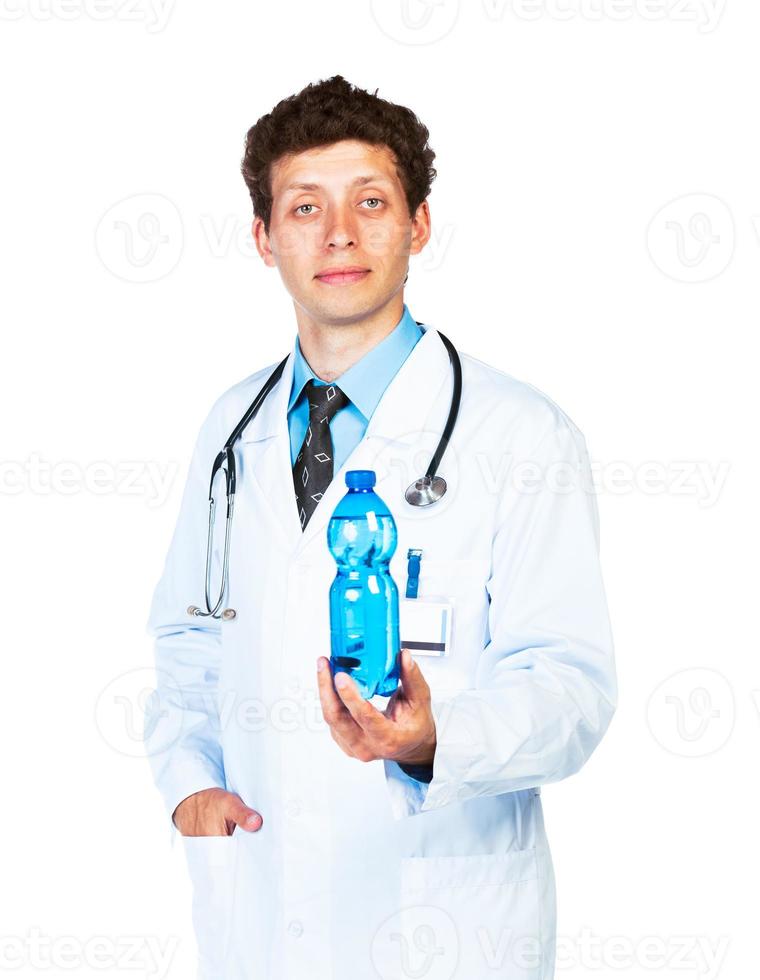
[292,379,350,531]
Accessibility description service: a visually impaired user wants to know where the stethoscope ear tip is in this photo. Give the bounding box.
[186,604,236,620]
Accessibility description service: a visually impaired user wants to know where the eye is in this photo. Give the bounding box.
[360,198,384,209]
[295,203,318,216]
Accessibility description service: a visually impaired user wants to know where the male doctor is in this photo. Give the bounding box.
[145,75,617,980]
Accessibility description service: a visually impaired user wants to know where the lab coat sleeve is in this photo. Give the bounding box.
[385,417,617,819]
[143,402,228,830]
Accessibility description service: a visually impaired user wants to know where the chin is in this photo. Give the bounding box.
[308,288,379,322]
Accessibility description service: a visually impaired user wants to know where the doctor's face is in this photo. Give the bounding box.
[253,139,429,327]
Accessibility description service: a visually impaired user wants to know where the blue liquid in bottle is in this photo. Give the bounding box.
[327,469,401,699]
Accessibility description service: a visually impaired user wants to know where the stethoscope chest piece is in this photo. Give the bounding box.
[405,474,447,506]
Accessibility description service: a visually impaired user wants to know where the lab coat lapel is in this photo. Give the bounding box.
[238,350,303,554]
[294,325,451,557]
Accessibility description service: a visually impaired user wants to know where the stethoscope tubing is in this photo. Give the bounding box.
[189,329,461,618]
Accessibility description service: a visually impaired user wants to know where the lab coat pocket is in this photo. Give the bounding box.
[406,557,491,687]
[416,557,491,601]
[181,832,239,980]
[398,848,544,979]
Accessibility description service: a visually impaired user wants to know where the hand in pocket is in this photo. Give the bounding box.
[173,788,263,837]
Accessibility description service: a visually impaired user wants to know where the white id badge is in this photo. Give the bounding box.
[399,597,453,657]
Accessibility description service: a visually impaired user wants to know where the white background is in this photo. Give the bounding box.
[1,1,756,977]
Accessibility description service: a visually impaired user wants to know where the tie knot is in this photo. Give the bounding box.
[305,380,350,423]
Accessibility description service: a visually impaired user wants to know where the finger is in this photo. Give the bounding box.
[329,726,355,758]
[398,649,430,707]
[333,670,394,743]
[225,793,263,833]
[316,657,357,734]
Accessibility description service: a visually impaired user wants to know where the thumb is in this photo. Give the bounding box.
[225,793,263,833]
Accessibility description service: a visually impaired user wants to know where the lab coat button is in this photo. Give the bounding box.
[287,919,303,938]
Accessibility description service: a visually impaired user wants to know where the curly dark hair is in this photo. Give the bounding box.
[241,75,437,235]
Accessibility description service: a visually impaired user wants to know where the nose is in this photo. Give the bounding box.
[323,201,357,249]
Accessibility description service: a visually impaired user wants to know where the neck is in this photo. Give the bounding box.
[294,294,406,382]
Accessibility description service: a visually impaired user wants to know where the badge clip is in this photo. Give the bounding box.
[405,548,422,599]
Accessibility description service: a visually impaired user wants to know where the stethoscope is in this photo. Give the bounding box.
[188,327,462,620]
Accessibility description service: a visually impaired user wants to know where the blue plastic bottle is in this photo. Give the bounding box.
[327,470,401,699]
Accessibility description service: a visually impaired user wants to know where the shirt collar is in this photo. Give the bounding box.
[287,303,422,421]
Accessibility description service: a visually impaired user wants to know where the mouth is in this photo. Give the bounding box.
[314,267,371,286]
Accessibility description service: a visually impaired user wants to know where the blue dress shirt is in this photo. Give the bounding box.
[287,303,434,784]
[288,303,422,469]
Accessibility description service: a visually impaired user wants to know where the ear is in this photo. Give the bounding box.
[252,215,276,268]
[409,199,431,256]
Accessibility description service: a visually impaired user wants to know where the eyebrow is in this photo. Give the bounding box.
[283,174,393,193]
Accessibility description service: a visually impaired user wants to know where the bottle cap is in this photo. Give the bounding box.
[346,469,376,490]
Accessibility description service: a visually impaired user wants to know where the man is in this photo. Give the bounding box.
[145,75,616,980]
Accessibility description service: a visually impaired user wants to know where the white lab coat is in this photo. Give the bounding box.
[145,323,617,980]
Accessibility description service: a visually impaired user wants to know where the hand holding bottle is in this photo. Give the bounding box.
[316,648,437,768]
